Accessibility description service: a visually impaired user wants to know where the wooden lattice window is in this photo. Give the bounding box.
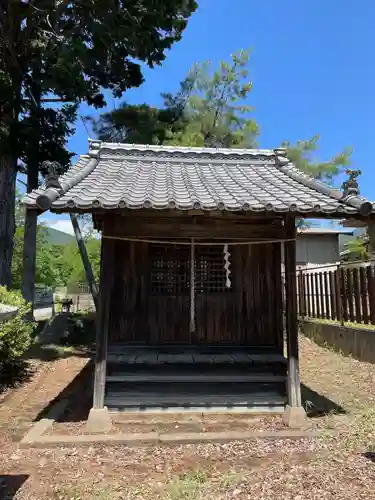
[150,244,233,295]
[195,247,233,293]
[150,245,190,295]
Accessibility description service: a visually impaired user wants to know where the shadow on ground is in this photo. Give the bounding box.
[35,361,93,423]
[363,452,375,462]
[0,475,29,499]
[0,361,36,397]
[33,366,347,425]
[1,313,95,402]
[27,344,91,362]
[27,312,95,362]
[302,384,347,416]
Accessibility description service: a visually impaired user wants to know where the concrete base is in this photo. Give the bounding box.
[20,429,318,448]
[283,405,307,428]
[86,407,112,433]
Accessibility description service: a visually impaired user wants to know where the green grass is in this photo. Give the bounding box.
[167,470,208,500]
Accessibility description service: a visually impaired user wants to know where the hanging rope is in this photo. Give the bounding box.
[102,234,295,339]
[103,235,296,246]
[190,238,195,335]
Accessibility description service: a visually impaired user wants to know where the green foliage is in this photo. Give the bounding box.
[0,287,36,367]
[12,194,101,288]
[60,238,101,285]
[343,236,368,261]
[12,224,101,289]
[95,50,350,187]
[1,0,197,156]
[14,188,25,227]
[166,49,259,148]
[94,50,259,148]
[281,135,352,182]
[90,102,186,144]
[0,0,197,285]
[11,227,26,290]
[18,103,78,176]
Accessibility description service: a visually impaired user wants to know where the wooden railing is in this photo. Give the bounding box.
[297,265,375,324]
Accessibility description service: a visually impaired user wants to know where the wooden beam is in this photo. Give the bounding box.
[93,238,114,409]
[70,214,99,310]
[117,209,284,221]
[342,218,368,228]
[106,217,287,240]
[284,215,302,407]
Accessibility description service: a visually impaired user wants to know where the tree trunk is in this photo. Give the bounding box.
[21,163,39,312]
[21,85,41,313]
[0,155,16,287]
[22,210,38,310]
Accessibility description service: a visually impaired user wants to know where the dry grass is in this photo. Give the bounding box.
[2,335,375,499]
[307,317,375,330]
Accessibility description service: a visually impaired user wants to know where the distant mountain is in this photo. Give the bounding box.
[42,227,74,245]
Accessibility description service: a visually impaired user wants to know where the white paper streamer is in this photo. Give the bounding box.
[223,244,231,288]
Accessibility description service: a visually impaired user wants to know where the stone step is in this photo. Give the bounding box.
[105,390,286,412]
[107,352,286,365]
[106,373,286,384]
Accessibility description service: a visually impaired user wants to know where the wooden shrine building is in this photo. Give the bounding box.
[24,141,375,431]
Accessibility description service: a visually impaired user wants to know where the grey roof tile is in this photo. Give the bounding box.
[23,141,375,217]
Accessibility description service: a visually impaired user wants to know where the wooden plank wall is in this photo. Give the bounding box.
[298,265,375,325]
[107,239,284,349]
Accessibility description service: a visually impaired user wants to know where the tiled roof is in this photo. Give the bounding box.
[23,141,375,216]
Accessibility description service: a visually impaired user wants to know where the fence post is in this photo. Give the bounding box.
[310,274,316,318]
[297,272,305,317]
[318,272,325,318]
[359,267,369,324]
[329,271,336,320]
[346,269,355,322]
[323,271,330,319]
[314,273,321,318]
[340,268,348,324]
[352,268,361,323]
[368,266,375,325]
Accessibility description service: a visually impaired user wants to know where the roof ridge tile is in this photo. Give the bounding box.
[22,143,374,218]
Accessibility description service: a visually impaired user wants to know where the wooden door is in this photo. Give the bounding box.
[194,245,241,344]
[148,244,240,344]
[108,240,283,349]
[148,245,191,343]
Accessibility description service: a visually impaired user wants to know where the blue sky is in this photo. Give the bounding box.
[41,0,375,233]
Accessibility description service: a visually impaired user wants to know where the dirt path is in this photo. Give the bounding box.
[1,336,375,499]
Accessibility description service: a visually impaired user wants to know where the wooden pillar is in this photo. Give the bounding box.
[284,216,305,424]
[92,237,113,409]
[86,236,114,432]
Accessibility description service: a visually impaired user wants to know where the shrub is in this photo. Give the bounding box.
[0,286,36,368]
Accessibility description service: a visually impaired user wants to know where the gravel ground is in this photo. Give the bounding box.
[1,336,375,499]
